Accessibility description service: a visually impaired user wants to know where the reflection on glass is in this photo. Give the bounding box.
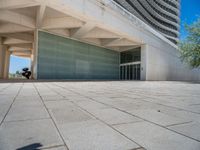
[120,66,122,80]
[130,65,133,80]
[137,64,141,80]
[127,65,129,80]
[120,47,141,64]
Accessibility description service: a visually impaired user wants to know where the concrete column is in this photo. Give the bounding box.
[0,45,5,78]
[0,38,7,79]
[141,44,148,81]
[3,49,11,79]
[32,30,38,79]
[30,53,34,79]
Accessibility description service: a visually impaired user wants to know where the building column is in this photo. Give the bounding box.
[0,45,5,79]
[0,38,8,79]
[3,49,11,79]
[31,30,38,79]
[0,46,10,79]
[141,44,148,81]
[30,53,34,79]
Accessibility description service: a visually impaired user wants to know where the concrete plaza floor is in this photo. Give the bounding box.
[0,81,200,150]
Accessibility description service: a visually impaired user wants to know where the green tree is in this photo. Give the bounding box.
[16,70,20,75]
[179,18,200,68]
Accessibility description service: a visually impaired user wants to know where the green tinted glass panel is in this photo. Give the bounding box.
[120,47,141,64]
[37,31,119,79]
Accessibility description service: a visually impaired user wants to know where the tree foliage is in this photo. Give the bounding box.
[179,18,200,68]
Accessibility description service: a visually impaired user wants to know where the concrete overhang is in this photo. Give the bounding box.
[0,0,177,56]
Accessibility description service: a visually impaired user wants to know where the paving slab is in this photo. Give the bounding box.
[128,109,191,126]
[5,105,50,122]
[16,96,41,101]
[66,95,91,102]
[12,99,43,107]
[114,121,200,150]
[74,100,109,111]
[1,81,200,150]
[45,100,95,124]
[41,95,65,101]
[87,107,142,125]
[186,105,200,113]
[99,98,145,111]
[49,106,94,124]
[58,120,140,150]
[155,108,200,123]
[44,101,74,109]
[0,83,10,91]
[0,119,63,150]
[0,95,15,105]
[168,121,200,141]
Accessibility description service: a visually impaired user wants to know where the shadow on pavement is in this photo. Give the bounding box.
[16,143,42,150]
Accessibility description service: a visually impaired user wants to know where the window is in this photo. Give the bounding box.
[120,47,141,64]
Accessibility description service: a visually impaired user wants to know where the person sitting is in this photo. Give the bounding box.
[21,67,31,79]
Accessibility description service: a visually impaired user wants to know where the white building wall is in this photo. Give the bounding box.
[146,40,200,81]
[52,0,200,81]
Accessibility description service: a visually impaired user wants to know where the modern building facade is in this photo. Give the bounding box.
[114,0,180,44]
[0,0,200,81]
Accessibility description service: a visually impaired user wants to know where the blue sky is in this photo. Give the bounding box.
[9,56,31,73]
[180,0,200,40]
[9,0,200,74]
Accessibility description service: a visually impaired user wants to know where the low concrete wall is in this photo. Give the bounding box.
[145,40,200,81]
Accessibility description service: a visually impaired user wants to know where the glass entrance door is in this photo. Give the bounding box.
[120,64,141,80]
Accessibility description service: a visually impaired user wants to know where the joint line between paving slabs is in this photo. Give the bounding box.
[40,144,65,150]
[165,121,193,127]
[33,83,69,150]
[4,117,51,123]
[0,83,24,126]
[45,83,145,149]
[52,82,200,143]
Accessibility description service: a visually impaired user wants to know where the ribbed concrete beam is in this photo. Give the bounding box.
[36,5,46,28]
[3,38,32,45]
[0,0,39,9]
[0,33,34,42]
[8,43,33,49]
[105,38,138,47]
[83,27,120,39]
[0,23,33,34]
[0,10,36,29]
[47,29,70,37]
[70,23,96,39]
[9,46,32,51]
[42,16,84,29]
